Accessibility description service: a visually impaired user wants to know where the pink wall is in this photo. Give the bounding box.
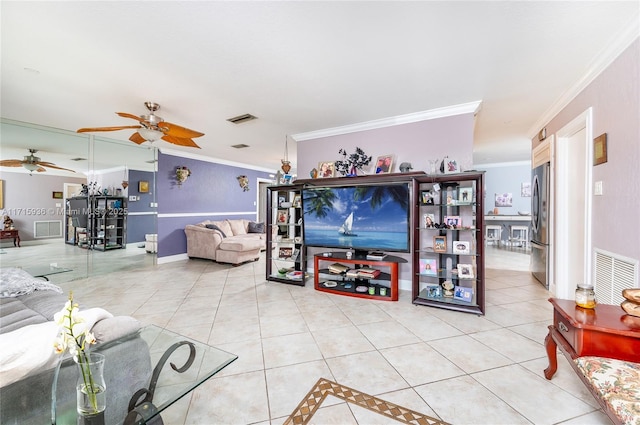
[533,38,640,262]
[295,113,475,178]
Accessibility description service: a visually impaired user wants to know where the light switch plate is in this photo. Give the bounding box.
[129,195,137,201]
[594,181,603,195]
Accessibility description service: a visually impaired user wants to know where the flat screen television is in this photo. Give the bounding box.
[301,182,410,254]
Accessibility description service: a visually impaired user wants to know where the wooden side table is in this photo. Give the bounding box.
[0,229,20,247]
[544,297,640,379]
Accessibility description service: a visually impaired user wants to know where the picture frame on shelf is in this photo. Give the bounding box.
[452,241,470,255]
[421,191,433,205]
[458,187,473,203]
[375,154,393,174]
[318,161,336,178]
[433,236,447,253]
[444,215,460,228]
[426,283,442,298]
[419,258,437,276]
[443,158,459,174]
[277,209,289,224]
[279,247,293,259]
[457,264,474,279]
[292,194,301,208]
[423,213,435,228]
[454,286,473,302]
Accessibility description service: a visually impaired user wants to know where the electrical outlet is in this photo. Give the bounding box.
[594,181,603,196]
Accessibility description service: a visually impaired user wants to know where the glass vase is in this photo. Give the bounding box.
[76,352,106,424]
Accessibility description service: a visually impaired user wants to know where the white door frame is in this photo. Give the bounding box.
[554,108,593,299]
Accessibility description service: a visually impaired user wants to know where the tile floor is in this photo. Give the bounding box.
[7,243,613,424]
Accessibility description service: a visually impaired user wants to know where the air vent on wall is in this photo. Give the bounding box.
[593,248,638,305]
[227,114,257,124]
[231,144,250,149]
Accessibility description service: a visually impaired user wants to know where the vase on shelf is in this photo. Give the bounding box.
[76,352,106,425]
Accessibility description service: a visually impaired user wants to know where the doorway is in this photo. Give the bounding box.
[554,108,593,299]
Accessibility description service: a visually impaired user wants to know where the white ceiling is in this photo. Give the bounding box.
[1,1,638,176]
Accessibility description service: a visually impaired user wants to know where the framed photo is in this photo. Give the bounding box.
[444,215,460,228]
[452,241,470,255]
[139,180,149,193]
[375,155,393,174]
[433,236,447,253]
[521,182,531,197]
[454,286,473,302]
[421,191,433,205]
[419,258,437,276]
[279,247,293,259]
[593,133,607,166]
[292,194,301,208]
[276,209,289,224]
[443,158,459,174]
[318,161,335,178]
[458,188,472,203]
[423,213,435,228]
[457,264,474,279]
[495,193,513,207]
[52,191,63,199]
[426,283,442,298]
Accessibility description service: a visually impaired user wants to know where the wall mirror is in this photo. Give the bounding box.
[0,118,157,284]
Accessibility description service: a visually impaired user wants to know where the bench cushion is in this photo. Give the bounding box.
[575,356,640,424]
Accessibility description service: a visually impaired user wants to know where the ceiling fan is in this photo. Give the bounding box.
[0,149,76,173]
[77,102,204,148]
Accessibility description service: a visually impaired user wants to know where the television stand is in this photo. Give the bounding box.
[314,252,407,301]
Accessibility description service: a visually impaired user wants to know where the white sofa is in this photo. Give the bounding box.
[184,219,265,265]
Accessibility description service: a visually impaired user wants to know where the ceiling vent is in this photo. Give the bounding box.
[231,144,250,149]
[227,114,257,124]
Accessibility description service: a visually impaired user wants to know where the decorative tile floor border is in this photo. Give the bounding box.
[283,377,449,425]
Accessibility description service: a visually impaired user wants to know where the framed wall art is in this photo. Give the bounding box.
[139,180,149,193]
[593,133,607,166]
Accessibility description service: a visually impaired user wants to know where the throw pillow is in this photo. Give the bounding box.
[205,224,227,238]
[248,222,265,233]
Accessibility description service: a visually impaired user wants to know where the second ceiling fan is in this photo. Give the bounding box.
[77,102,204,148]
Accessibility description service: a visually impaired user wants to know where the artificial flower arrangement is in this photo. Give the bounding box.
[176,166,192,185]
[334,147,372,176]
[54,292,103,414]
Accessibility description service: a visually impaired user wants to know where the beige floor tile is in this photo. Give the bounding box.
[356,320,420,349]
[262,332,323,368]
[380,342,465,386]
[325,351,409,396]
[427,335,513,373]
[259,311,309,338]
[468,327,546,363]
[311,325,375,358]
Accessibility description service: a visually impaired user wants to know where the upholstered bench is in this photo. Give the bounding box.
[574,356,640,425]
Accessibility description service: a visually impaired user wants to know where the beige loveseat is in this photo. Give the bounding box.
[184,219,266,265]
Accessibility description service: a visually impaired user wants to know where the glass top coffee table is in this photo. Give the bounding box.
[51,325,238,425]
[24,265,73,281]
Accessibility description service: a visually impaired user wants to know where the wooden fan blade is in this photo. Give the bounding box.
[0,159,24,167]
[161,134,201,149]
[77,125,141,133]
[129,132,147,145]
[158,122,204,139]
[36,162,76,173]
[116,112,143,122]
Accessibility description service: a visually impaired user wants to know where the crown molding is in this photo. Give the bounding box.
[159,147,274,173]
[292,101,482,142]
[528,16,640,139]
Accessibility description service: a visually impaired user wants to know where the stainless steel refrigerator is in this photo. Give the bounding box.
[531,162,550,288]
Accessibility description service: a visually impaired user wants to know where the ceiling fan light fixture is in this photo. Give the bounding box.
[22,162,40,172]
[138,127,164,141]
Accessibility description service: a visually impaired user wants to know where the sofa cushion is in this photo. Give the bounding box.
[248,221,265,234]
[228,219,247,236]
[219,238,263,252]
[205,223,227,238]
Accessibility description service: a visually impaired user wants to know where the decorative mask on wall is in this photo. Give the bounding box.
[237,175,249,191]
[176,166,191,186]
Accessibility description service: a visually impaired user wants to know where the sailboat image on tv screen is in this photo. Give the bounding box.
[338,212,357,237]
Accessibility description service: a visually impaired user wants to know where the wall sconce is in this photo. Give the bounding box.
[176,166,191,187]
